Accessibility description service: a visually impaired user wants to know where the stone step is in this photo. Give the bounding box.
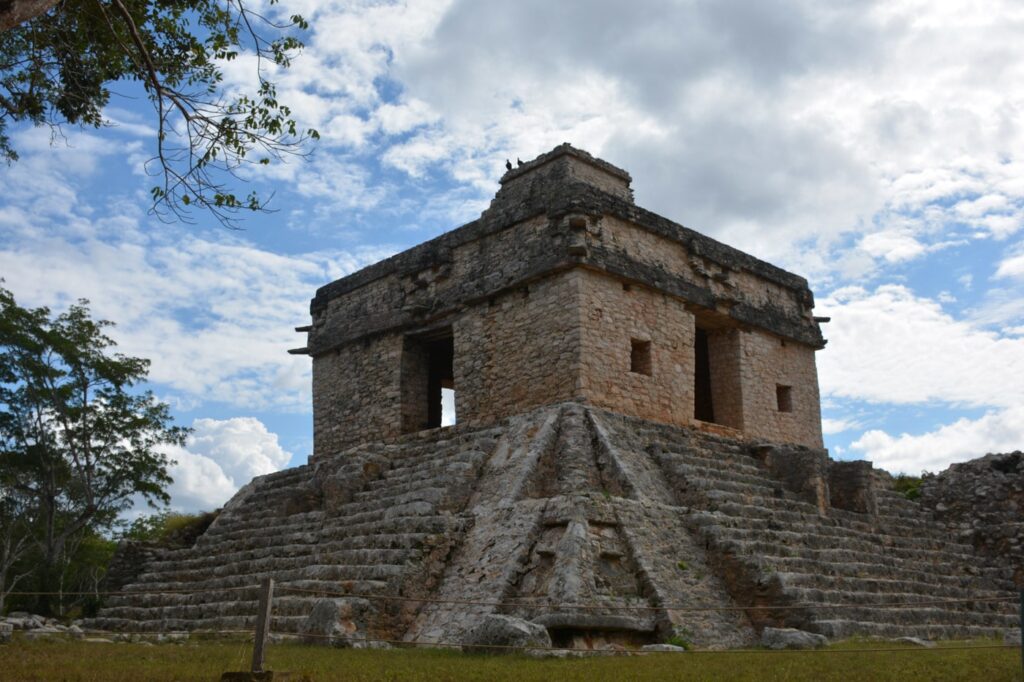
[100,593,366,622]
[776,569,1014,600]
[702,505,976,551]
[196,516,324,544]
[204,510,322,533]
[145,534,432,575]
[197,512,454,558]
[329,487,447,517]
[118,562,408,596]
[253,466,314,488]
[87,612,342,635]
[191,529,321,555]
[700,521,981,561]
[358,465,477,499]
[660,451,767,478]
[319,515,455,540]
[723,538,1002,580]
[808,618,1014,641]
[365,452,484,489]
[319,501,445,529]
[780,583,1018,612]
[140,547,420,583]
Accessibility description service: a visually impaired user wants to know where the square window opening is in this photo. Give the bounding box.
[776,385,793,413]
[630,339,652,376]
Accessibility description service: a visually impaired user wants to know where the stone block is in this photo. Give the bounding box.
[756,445,830,514]
[829,460,877,515]
[462,615,552,656]
[760,627,828,650]
[298,598,373,648]
[641,643,687,652]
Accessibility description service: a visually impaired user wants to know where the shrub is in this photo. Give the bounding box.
[125,511,218,548]
[893,474,923,500]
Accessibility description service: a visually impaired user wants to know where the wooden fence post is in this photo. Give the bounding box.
[252,578,274,674]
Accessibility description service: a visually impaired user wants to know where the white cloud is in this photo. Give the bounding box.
[995,242,1024,279]
[858,230,928,263]
[165,417,292,511]
[851,407,1024,474]
[242,0,1024,273]
[0,135,388,412]
[147,0,1024,272]
[821,417,861,436]
[817,284,1024,408]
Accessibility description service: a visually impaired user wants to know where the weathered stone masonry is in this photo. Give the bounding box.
[304,144,825,456]
[91,145,1019,649]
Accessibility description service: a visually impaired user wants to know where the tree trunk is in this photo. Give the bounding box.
[0,0,59,32]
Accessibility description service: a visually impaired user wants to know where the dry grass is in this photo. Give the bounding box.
[0,637,1020,681]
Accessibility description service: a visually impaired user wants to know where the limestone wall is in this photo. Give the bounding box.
[312,334,403,456]
[598,216,805,321]
[738,330,823,448]
[454,270,583,425]
[578,269,695,428]
[575,268,822,448]
[303,145,827,453]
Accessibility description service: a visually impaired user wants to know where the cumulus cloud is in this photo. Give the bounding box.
[0,130,392,412]
[817,284,1024,407]
[995,242,1024,279]
[165,418,292,511]
[821,417,862,436]
[851,407,1024,474]
[234,0,1024,272]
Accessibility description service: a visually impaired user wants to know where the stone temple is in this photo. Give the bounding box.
[93,145,1019,649]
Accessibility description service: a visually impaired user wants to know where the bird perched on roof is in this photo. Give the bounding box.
[505,159,512,171]
[517,157,524,167]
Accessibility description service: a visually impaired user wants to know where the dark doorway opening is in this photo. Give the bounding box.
[694,327,715,423]
[401,329,455,433]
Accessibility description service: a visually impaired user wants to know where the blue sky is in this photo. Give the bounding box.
[2,0,1023,512]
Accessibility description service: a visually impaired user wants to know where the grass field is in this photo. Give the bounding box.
[0,637,1020,681]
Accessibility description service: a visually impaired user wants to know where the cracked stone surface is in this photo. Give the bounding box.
[88,403,1019,650]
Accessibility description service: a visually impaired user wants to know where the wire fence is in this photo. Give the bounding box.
[6,588,1019,612]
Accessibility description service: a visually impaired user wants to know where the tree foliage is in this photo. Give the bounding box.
[0,0,319,225]
[0,285,186,613]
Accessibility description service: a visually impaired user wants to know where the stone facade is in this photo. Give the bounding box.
[90,145,1020,650]
[89,403,1020,648]
[301,145,825,456]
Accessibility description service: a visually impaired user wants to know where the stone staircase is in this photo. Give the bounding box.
[89,426,504,634]
[91,404,1020,646]
[619,420,1020,640]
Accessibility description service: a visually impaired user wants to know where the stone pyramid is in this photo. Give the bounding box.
[91,146,1020,648]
